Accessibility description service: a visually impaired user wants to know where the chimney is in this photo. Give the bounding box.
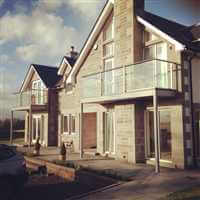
[70,46,78,59]
[135,0,144,10]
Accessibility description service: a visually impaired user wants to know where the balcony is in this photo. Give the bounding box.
[81,59,181,103]
[13,89,48,111]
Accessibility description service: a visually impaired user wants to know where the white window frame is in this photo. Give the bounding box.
[63,115,70,135]
[71,115,76,135]
[32,115,42,143]
[32,80,45,104]
[63,114,76,135]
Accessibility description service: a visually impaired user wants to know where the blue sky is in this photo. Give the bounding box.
[0,0,200,118]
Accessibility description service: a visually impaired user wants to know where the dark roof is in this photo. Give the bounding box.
[136,10,200,52]
[64,56,76,67]
[32,64,62,88]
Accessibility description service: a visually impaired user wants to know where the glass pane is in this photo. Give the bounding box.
[144,46,155,60]
[126,61,154,91]
[149,111,155,158]
[156,43,166,59]
[64,116,68,132]
[72,116,75,133]
[38,118,41,139]
[104,22,113,41]
[104,112,114,153]
[33,118,36,140]
[160,111,172,161]
[156,61,169,88]
[103,43,113,57]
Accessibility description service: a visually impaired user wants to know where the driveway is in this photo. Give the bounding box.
[79,169,200,200]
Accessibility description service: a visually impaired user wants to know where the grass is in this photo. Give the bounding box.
[161,185,200,200]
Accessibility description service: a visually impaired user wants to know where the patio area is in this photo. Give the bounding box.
[17,146,157,181]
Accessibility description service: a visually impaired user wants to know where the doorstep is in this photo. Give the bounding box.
[146,158,176,168]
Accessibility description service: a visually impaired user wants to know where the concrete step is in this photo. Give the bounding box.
[84,149,99,156]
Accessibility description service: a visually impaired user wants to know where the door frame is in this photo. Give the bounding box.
[145,107,172,163]
[32,115,43,144]
[104,110,116,155]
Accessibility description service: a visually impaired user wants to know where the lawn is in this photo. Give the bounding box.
[162,186,200,200]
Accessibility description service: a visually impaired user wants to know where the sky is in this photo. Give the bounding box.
[0,0,200,119]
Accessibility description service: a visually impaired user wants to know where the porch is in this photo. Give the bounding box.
[10,89,49,146]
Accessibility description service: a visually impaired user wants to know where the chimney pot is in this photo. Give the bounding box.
[69,46,78,59]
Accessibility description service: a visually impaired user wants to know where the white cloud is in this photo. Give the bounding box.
[0,8,79,62]
[0,54,14,65]
[66,0,102,20]
[35,0,104,20]
[0,0,4,7]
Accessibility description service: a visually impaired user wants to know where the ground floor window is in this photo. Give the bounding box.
[32,115,43,143]
[63,114,76,134]
[146,109,172,161]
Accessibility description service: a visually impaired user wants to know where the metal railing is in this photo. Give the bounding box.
[15,89,48,107]
[81,59,181,99]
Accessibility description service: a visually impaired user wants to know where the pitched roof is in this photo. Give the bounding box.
[66,0,113,83]
[136,10,200,52]
[32,64,62,88]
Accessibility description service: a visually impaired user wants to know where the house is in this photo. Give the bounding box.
[58,0,200,170]
[12,0,200,170]
[11,64,62,147]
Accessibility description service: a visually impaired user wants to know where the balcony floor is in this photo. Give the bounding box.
[12,104,48,112]
[81,88,179,104]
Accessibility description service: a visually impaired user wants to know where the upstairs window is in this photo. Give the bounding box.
[104,18,114,41]
[103,42,114,58]
[144,43,167,60]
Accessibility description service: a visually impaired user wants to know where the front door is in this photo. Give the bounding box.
[32,116,43,144]
[146,109,172,161]
[104,111,115,154]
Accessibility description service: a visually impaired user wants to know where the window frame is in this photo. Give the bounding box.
[63,114,76,135]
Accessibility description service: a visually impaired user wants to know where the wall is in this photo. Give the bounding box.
[48,89,58,146]
[115,104,135,163]
[192,57,200,103]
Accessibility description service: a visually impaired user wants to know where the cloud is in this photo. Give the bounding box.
[35,0,104,20]
[0,54,14,65]
[0,0,4,7]
[0,8,79,63]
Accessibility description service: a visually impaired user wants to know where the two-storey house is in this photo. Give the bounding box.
[58,0,200,170]
[12,0,200,170]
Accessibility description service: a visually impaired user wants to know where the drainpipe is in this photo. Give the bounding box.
[187,51,196,166]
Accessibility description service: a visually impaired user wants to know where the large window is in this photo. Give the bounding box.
[103,17,115,95]
[32,80,45,104]
[144,42,166,60]
[103,18,114,41]
[147,109,172,161]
